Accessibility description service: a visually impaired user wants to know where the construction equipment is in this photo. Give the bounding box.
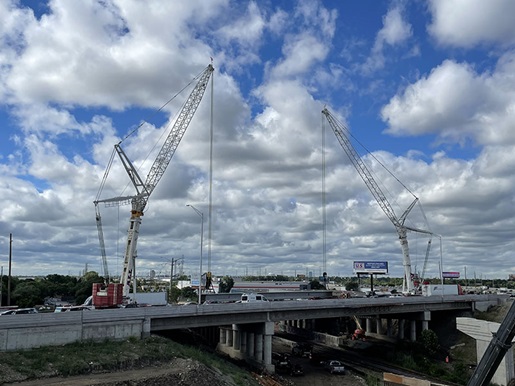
[95,204,109,281]
[322,108,433,293]
[95,64,214,301]
[351,316,366,341]
[467,300,515,386]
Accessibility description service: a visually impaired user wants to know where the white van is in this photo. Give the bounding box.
[240,293,269,303]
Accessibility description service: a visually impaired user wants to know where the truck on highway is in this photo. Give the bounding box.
[421,284,463,296]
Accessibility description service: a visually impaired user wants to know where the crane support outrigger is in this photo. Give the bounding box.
[322,107,433,293]
[95,64,214,301]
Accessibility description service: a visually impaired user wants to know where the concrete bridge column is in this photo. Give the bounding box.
[247,332,255,358]
[422,311,431,332]
[142,317,151,338]
[240,331,247,355]
[398,319,405,340]
[255,333,263,362]
[219,328,226,345]
[410,320,417,342]
[366,318,373,333]
[376,317,382,335]
[386,319,393,337]
[232,324,240,351]
[263,321,274,373]
[227,327,234,346]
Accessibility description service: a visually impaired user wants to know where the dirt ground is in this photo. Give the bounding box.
[3,347,366,386]
[3,358,365,386]
[3,358,253,386]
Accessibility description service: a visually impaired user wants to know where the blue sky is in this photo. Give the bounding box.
[1,0,514,283]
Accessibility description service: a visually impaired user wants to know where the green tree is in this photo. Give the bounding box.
[168,286,181,303]
[180,287,197,302]
[11,280,43,307]
[419,329,440,357]
[74,271,103,305]
[218,276,234,293]
[309,279,325,290]
[345,280,360,291]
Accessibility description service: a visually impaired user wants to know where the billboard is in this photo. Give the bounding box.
[353,261,388,274]
[442,271,460,279]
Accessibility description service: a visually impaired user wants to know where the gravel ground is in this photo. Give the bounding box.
[3,358,256,386]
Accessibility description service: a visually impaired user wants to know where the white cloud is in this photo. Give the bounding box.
[0,1,514,282]
[381,54,515,147]
[362,5,413,73]
[271,33,329,79]
[428,0,515,48]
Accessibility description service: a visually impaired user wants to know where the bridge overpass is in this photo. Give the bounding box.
[0,294,506,373]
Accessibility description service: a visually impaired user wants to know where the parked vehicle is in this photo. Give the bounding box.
[54,305,90,312]
[291,342,313,358]
[272,352,290,371]
[322,360,346,374]
[0,308,38,315]
[288,362,304,376]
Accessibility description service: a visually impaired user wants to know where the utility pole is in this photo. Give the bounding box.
[8,233,12,306]
[169,258,175,296]
[0,265,3,307]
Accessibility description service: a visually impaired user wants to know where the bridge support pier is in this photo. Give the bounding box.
[220,328,226,344]
[410,320,417,341]
[247,332,255,358]
[366,318,372,333]
[398,319,405,339]
[386,318,393,337]
[376,317,382,334]
[142,317,151,338]
[217,322,275,373]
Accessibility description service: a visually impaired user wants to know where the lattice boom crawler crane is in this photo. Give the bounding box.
[322,108,433,293]
[95,64,214,302]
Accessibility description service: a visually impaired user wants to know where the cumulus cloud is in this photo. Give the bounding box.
[381,54,515,147]
[0,1,514,281]
[428,0,515,48]
[362,5,413,73]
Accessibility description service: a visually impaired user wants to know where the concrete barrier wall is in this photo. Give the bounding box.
[0,312,145,351]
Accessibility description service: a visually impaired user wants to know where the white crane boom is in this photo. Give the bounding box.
[97,64,214,300]
[94,203,109,281]
[322,107,421,293]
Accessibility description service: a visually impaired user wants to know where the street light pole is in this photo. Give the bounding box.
[187,204,204,304]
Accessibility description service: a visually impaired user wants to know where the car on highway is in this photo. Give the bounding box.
[0,308,38,315]
[288,362,304,376]
[291,342,313,358]
[240,293,269,303]
[54,305,91,312]
[272,352,290,371]
[322,360,346,374]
